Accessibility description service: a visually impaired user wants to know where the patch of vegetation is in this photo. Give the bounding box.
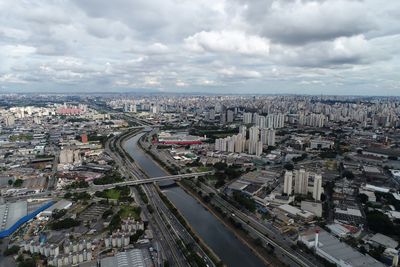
[102,209,114,219]
[17,258,36,267]
[13,179,24,187]
[129,229,144,243]
[108,214,122,232]
[52,209,67,220]
[51,218,81,230]
[9,134,33,142]
[136,186,149,204]
[3,245,20,256]
[65,180,89,189]
[87,133,108,146]
[93,172,124,185]
[94,186,131,201]
[366,210,400,235]
[64,192,91,201]
[232,191,256,212]
[119,205,141,220]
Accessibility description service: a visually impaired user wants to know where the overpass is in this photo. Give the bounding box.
[93,171,213,190]
[5,171,213,201]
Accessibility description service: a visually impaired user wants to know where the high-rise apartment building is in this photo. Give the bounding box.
[248,126,259,155]
[284,171,293,195]
[227,110,234,123]
[239,125,247,137]
[313,174,323,201]
[294,169,309,195]
[243,112,253,124]
[5,115,15,127]
[261,128,276,146]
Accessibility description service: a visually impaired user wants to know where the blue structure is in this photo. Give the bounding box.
[0,201,54,238]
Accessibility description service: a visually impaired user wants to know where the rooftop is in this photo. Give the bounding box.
[0,201,27,230]
[368,233,398,249]
[101,249,150,267]
[300,229,385,267]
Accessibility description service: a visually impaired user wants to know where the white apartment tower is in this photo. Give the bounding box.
[248,126,259,155]
[243,112,252,124]
[215,138,227,151]
[227,137,235,152]
[313,174,323,201]
[227,110,234,123]
[283,171,293,195]
[255,141,263,157]
[260,128,276,146]
[234,134,245,153]
[294,169,309,195]
[239,125,247,137]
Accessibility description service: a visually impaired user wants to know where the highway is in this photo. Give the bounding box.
[106,129,188,266]
[106,128,216,267]
[135,127,320,266]
[192,181,320,267]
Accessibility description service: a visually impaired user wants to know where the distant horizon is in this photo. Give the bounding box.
[1,88,400,98]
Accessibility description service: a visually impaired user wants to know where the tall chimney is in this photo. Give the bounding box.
[315,229,320,251]
[392,253,398,267]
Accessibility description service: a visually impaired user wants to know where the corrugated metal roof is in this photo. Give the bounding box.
[101,249,147,267]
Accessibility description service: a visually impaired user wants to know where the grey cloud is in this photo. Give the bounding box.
[0,0,399,94]
[236,0,375,45]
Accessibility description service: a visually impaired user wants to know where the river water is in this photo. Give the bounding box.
[124,133,265,267]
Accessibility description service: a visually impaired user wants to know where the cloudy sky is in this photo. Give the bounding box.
[1,0,400,95]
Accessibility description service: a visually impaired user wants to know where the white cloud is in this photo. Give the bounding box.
[184,30,270,56]
[218,67,262,78]
[144,76,160,86]
[176,80,187,87]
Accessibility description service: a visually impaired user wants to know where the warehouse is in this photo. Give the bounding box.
[101,249,152,267]
[0,200,53,238]
[299,229,385,267]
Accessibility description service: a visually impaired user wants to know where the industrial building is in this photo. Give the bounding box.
[40,200,72,217]
[0,200,53,238]
[101,249,152,267]
[299,229,385,267]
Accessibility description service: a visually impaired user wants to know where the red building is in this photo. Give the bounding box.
[81,134,88,144]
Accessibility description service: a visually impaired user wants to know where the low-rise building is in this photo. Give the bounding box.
[301,201,322,217]
[367,233,398,250]
[276,204,315,222]
[299,228,385,267]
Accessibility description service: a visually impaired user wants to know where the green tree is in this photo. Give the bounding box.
[357,193,369,204]
[3,245,20,256]
[366,210,394,235]
[13,179,23,187]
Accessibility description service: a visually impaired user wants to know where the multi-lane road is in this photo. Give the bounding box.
[191,181,321,267]
[106,128,216,267]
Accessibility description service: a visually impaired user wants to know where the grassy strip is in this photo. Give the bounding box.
[135,185,149,204]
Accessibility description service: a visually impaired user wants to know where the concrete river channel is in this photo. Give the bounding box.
[124,132,265,267]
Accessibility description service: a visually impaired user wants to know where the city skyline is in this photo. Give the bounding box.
[1,1,400,95]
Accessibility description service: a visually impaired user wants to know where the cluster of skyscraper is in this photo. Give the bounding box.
[243,112,285,129]
[283,169,323,201]
[214,125,276,156]
[297,113,327,128]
